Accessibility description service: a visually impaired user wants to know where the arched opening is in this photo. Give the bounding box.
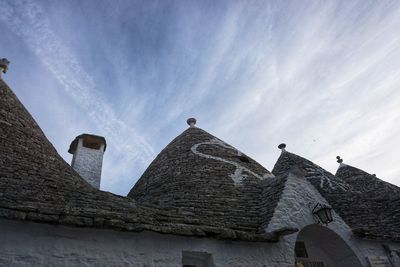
[295,224,363,267]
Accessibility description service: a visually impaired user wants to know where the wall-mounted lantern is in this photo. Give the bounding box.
[312,203,333,225]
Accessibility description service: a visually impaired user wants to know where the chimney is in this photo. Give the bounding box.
[68,134,106,189]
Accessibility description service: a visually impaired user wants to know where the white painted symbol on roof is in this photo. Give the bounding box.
[305,168,349,191]
[191,138,274,186]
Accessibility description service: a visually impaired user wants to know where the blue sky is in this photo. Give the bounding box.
[1,0,400,196]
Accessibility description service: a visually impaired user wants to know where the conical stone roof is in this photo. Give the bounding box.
[335,164,400,240]
[273,150,400,241]
[129,126,276,233]
[273,150,350,192]
[0,78,154,230]
[336,164,400,196]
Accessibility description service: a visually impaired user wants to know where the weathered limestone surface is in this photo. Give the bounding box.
[0,219,297,267]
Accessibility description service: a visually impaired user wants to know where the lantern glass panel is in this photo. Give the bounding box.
[312,203,333,224]
[326,208,333,222]
[317,209,328,223]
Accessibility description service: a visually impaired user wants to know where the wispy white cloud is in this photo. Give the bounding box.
[0,0,155,192]
[206,1,400,185]
[1,0,399,194]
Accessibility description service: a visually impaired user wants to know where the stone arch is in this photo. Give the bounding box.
[294,224,363,267]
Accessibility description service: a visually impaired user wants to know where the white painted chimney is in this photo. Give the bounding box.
[68,134,106,189]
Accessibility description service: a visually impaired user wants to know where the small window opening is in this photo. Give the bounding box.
[295,241,308,258]
[182,251,214,267]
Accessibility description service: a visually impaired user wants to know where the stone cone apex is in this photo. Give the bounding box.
[278,143,286,153]
[69,134,106,189]
[186,117,197,127]
[0,58,10,77]
[336,156,346,168]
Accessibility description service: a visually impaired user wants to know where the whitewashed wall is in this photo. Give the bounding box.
[266,172,400,267]
[0,218,296,267]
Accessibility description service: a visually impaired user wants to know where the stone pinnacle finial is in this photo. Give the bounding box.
[336,156,343,164]
[278,143,286,151]
[0,58,10,76]
[187,118,197,127]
